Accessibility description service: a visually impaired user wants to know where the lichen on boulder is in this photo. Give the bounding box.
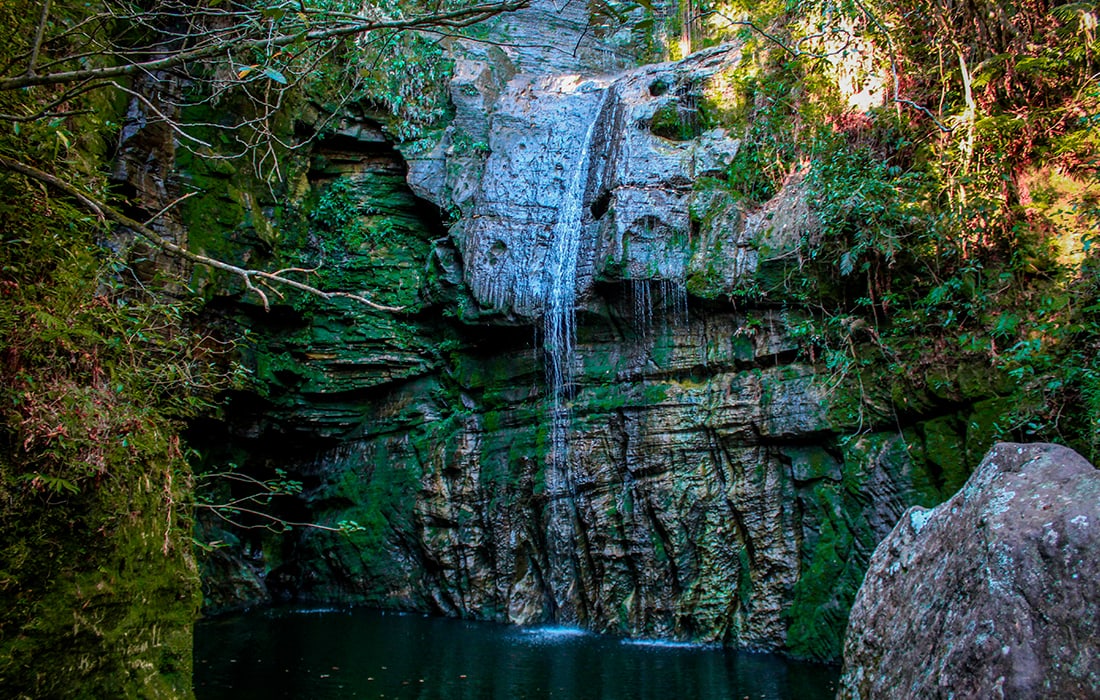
[838,442,1100,698]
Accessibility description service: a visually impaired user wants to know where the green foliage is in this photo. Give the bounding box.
[354,33,455,141]
[680,0,1100,466]
[807,134,924,277]
[450,129,491,156]
[0,161,234,498]
[271,1,461,143]
[311,178,368,239]
[194,463,313,533]
[723,71,802,201]
[307,177,403,257]
[0,177,208,698]
[991,273,1100,461]
[0,257,237,491]
[0,2,248,688]
[647,17,1100,663]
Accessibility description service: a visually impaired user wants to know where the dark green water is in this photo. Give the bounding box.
[194,607,839,699]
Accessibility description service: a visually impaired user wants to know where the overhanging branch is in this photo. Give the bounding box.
[0,154,404,312]
[0,0,530,91]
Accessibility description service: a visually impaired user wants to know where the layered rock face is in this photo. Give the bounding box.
[838,443,1100,698]
[223,295,964,656]
[196,3,1014,661]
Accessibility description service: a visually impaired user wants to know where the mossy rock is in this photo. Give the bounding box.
[650,101,702,142]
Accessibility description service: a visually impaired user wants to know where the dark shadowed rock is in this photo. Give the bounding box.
[838,442,1100,699]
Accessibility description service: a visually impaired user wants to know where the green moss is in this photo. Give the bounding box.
[785,430,942,660]
[317,438,424,589]
[965,397,1015,465]
[1,99,206,694]
[921,416,969,494]
[650,100,701,141]
[643,382,670,404]
[783,481,866,661]
[0,467,199,698]
[736,547,753,608]
[507,420,544,475]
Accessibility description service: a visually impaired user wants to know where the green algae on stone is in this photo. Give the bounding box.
[921,415,970,494]
[784,479,865,661]
[650,100,702,142]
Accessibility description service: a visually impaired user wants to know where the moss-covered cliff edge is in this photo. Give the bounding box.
[186,0,1098,661]
[0,81,201,700]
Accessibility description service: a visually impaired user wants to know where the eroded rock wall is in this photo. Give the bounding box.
[194,20,1013,661]
[407,42,751,320]
[207,267,1003,659]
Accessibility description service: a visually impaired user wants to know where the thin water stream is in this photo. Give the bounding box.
[538,87,609,617]
[194,606,839,699]
[543,87,609,474]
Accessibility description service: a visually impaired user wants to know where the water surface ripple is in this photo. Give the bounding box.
[194,606,838,699]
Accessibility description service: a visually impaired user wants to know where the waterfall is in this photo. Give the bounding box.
[543,89,609,481]
[629,278,690,342]
[540,88,608,619]
[660,278,689,328]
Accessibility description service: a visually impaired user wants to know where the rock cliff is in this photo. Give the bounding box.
[192,3,1017,661]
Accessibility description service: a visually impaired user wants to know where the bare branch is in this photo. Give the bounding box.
[702,12,808,58]
[194,502,350,532]
[26,0,53,77]
[0,154,405,312]
[0,79,108,123]
[851,0,954,133]
[107,80,215,149]
[142,191,198,227]
[0,0,530,91]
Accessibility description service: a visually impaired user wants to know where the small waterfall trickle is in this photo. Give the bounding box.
[630,279,652,342]
[541,88,609,619]
[543,89,609,479]
[627,277,690,446]
[659,278,690,328]
[629,278,690,339]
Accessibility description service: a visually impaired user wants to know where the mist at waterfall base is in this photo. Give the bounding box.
[194,607,838,699]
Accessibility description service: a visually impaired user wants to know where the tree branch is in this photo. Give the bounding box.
[0,0,529,91]
[0,154,404,312]
[26,0,53,77]
[851,0,954,133]
[706,3,954,133]
[194,502,350,532]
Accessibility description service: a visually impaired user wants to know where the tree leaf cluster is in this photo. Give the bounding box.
[690,0,1100,463]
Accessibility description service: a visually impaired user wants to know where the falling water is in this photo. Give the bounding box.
[660,278,690,328]
[629,278,690,339]
[543,89,609,479]
[628,277,689,441]
[540,88,608,619]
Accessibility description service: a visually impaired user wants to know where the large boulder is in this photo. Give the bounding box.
[838,442,1100,698]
